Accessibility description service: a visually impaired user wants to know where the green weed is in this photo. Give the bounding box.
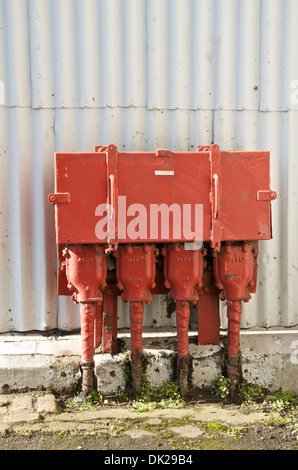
[211,374,230,399]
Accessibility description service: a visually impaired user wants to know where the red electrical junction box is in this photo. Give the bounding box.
[49,144,276,397]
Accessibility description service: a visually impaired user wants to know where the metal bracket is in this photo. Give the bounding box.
[48,193,70,204]
[156,149,171,158]
[94,145,108,152]
[105,144,118,254]
[209,144,222,252]
[257,190,277,201]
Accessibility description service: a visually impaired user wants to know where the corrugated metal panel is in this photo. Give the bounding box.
[27,0,148,109]
[147,0,261,110]
[0,107,57,331]
[0,0,297,333]
[259,0,298,111]
[0,0,31,107]
[214,110,298,328]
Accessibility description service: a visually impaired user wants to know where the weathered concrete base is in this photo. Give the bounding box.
[0,328,297,395]
[0,355,81,394]
[190,344,223,388]
[240,329,298,392]
[95,353,127,395]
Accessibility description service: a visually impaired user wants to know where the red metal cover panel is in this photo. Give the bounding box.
[52,148,274,245]
[54,153,106,244]
[220,151,273,241]
[116,151,211,243]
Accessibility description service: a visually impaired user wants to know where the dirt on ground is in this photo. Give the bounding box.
[0,420,297,451]
[0,395,297,451]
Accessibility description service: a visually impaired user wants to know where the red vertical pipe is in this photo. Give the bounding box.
[129,301,144,392]
[80,302,96,396]
[197,294,220,345]
[226,300,242,397]
[176,300,190,358]
[176,300,191,395]
[227,300,242,357]
[129,301,144,357]
[80,303,95,363]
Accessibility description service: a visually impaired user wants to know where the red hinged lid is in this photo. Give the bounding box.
[49,145,276,246]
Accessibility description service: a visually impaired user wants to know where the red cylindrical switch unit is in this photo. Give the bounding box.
[115,244,158,392]
[162,243,206,393]
[62,244,107,304]
[213,242,258,396]
[62,244,107,395]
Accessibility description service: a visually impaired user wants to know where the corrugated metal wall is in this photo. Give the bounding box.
[0,0,297,333]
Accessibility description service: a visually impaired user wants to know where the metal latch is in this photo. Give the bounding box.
[48,193,70,204]
[155,149,171,158]
[257,190,277,201]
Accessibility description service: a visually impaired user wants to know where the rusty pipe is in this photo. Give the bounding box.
[80,303,96,396]
[129,301,144,393]
[176,300,190,358]
[227,300,242,357]
[226,300,242,397]
[176,300,191,395]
